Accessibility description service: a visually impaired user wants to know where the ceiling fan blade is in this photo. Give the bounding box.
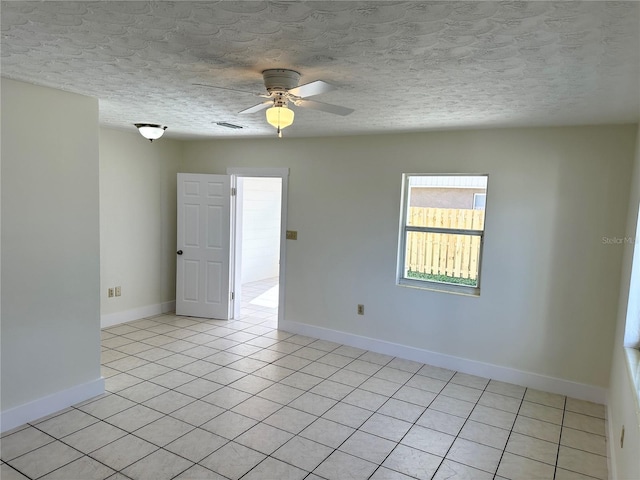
[239,100,273,114]
[288,80,335,98]
[193,83,264,97]
[295,98,354,116]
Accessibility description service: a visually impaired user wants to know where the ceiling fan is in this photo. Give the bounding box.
[195,69,354,137]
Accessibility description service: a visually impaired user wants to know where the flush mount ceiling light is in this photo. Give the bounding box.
[134,123,167,142]
[265,102,294,138]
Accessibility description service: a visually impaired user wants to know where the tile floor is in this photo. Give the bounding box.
[1,279,609,480]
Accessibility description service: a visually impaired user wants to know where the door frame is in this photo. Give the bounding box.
[228,167,289,326]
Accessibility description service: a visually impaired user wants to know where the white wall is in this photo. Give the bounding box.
[607,124,640,480]
[1,79,102,430]
[182,126,636,396]
[240,177,282,284]
[99,128,183,326]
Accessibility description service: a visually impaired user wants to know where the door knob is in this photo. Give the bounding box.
[177,250,183,255]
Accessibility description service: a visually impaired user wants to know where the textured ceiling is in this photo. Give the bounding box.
[1,1,639,139]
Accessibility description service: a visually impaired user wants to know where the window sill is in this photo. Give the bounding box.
[397,278,480,297]
[624,347,640,424]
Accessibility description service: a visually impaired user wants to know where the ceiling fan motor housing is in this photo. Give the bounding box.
[262,69,301,93]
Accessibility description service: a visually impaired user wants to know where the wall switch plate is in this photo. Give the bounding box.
[115,286,121,297]
[286,230,298,240]
[108,288,114,298]
[357,304,365,315]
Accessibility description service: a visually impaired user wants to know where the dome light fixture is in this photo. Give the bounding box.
[134,123,167,142]
[265,106,294,138]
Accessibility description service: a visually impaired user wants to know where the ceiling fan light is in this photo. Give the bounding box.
[266,106,294,131]
[134,123,167,142]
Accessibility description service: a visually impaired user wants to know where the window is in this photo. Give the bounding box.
[397,174,488,295]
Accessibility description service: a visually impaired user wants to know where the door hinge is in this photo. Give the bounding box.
[231,187,236,196]
[231,292,235,300]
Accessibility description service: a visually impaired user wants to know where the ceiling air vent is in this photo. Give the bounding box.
[216,122,243,130]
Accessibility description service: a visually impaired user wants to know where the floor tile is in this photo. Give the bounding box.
[164,428,227,462]
[458,420,510,450]
[450,372,490,390]
[496,452,555,480]
[62,421,128,454]
[299,418,355,448]
[201,386,252,409]
[433,458,494,480]
[392,385,437,407]
[121,448,193,480]
[288,392,337,416]
[173,464,227,479]
[563,411,606,436]
[39,455,115,480]
[0,426,55,461]
[7,440,83,479]
[524,389,566,409]
[314,450,378,480]
[416,409,466,435]
[106,404,165,432]
[272,436,334,471]
[235,422,293,454]
[134,416,194,446]
[505,432,559,465]
[34,409,98,438]
[565,398,606,419]
[512,415,561,443]
[3,300,610,480]
[241,457,307,480]
[200,441,266,480]
[201,411,257,440]
[519,401,564,425]
[232,395,282,421]
[560,426,606,456]
[378,398,425,423]
[264,406,318,433]
[485,380,526,399]
[0,463,30,480]
[168,399,225,427]
[360,413,412,442]
[382,444,442,479]
[427,395,474,418]
[446,437,502,474]
[339,430,397,464]
[369,466,415,479]
[77,394,137,419]
[90,434,157,471]
[401,424,455,456]
[556,445,608,479]
[321,402,373,429]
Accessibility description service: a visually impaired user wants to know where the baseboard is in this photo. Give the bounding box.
[280,320,608,405]
[101,301,176,328]
[0,377,105,433]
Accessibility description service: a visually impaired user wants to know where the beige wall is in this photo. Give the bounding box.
[181,126,635,389]
[1,79,101,414]
[607,124,640,480]
[99,128,182,318]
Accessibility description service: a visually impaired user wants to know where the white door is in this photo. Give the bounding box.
[176,173,233,319]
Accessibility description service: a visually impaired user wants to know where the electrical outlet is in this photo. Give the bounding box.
[357,304,365,315]
[108,288,114,298]
[115,286,121,297]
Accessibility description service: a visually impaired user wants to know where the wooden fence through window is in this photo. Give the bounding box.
[406,207,485,279]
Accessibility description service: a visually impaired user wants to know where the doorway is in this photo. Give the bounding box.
[234,176,282,325]
[229,167,289,326]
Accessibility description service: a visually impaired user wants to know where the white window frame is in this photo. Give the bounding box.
[396,173,488,296]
